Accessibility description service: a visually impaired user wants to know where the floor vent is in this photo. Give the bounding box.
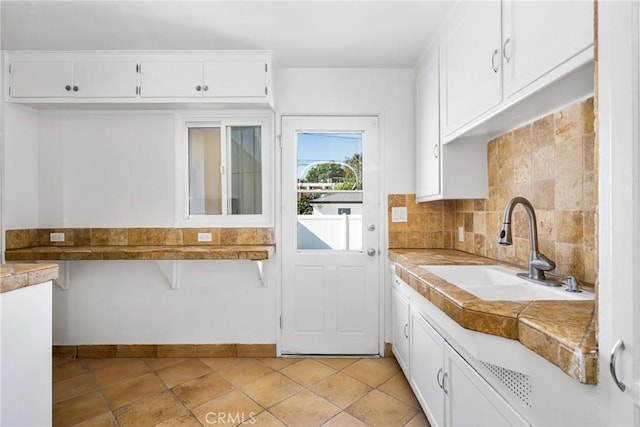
[480,361,532,408]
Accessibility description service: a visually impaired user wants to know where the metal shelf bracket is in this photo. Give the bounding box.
[54,261,70,290]
[156,260,180,290]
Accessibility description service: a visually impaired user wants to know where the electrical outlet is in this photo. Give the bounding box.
[391,207,408,223]
[197,232,212,242]
[458,227,464,242]
[50,232,65,242]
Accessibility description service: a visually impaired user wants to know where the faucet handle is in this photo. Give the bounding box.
[565,276,582,293]
[531,252,555,271]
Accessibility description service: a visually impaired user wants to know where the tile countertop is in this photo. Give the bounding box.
[0,263,59,293]
[389,248,597,385]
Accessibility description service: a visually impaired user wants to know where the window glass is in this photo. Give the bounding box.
[188,127,222,215]
[228,126,262,215]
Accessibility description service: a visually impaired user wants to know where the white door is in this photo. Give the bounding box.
[139,61,202,97]
[73,61,138,98]
[502,1,593,98]
[203,60,266,98]
[8,61,72,98]
[281,116,380,355]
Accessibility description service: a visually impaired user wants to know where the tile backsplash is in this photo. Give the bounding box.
[389,97,597,285]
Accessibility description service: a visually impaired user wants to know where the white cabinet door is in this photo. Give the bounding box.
[416,49,441,200]
[8,62,73,98]
[444,345,529,427]
[73,61,138,98]
[140,61,202,98]
[410,308,445,427]
[392,284,411,374]
[502,1,593,98]
[440,1,502,136]
[204,60,267,98]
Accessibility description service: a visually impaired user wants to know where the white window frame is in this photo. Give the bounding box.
[175,111,274,227]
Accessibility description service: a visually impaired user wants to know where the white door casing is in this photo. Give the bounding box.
[280,116,380,355]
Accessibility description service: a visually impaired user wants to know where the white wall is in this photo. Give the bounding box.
[3,105,38,231]
[275,68,416,349]
[38,112,175,227]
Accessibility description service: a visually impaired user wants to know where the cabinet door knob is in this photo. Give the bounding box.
[442,372,449,394]
[72,86,78,92]
[203,85,209,91]
[403,323,409,338]
[503,38,512,64]
[195,85,202,91]
[436,368,444,388]
[433,144,439,159]
[491,49,499,73]
[65,85,71,91]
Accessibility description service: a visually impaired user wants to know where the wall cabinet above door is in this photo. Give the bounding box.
[140,59,269,99]
[5,52,273,107]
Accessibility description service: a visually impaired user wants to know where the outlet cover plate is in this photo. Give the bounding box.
[50,232,65,242]
[458,227,465,242]
[197,232,213,242]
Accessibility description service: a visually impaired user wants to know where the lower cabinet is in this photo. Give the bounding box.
[410,307,528,427]
[392,274,530,427]
[391,285,411,374]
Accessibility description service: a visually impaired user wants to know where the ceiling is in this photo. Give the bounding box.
[0,1,456,68]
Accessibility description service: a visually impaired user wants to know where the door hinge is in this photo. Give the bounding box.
[279,315,283,329]
[136,64,140,73]
[265,86,268,96]
[265,63,268,72]
[8,86,11,96]
[8,64,11,74]
[277,135,282,149]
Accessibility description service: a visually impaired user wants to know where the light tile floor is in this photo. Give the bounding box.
[53,356,431,427]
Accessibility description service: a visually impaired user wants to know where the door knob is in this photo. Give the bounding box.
[367,224,376,231]
[367,248,377,257]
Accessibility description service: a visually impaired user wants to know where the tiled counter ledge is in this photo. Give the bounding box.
[5,227,276,261]
[0,263,59,293]
[389,248,597,385]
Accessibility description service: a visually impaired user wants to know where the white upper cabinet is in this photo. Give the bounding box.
[502,1,593,99]
[73,61,138,98]
[8,60,137,98]
[9,62,73,98]
[5,52,273,106]
[440,1,502,136]
[139,61,202,98]
[415,49,441,200]
[204,60,268,98]
[438,0,594,142]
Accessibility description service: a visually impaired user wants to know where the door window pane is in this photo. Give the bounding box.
[296,133,363,251]
[188,127,222,215]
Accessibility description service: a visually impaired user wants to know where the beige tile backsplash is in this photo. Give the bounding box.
[389,97,597,285]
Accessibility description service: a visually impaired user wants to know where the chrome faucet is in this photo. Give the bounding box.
[498,197,561,286]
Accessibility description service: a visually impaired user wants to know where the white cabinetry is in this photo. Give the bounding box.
[502,1,593,99]
[394,275,529,427]
[5,52,273,106]
[440,1,502,136]
[416,48,488,202]
[140,59,268,99]
[438,0,594,142]
[410,306,445,426]
[8,60,137,98]
[391,284,411,373]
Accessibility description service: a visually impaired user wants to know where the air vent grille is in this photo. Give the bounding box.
[480,361,532,408]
